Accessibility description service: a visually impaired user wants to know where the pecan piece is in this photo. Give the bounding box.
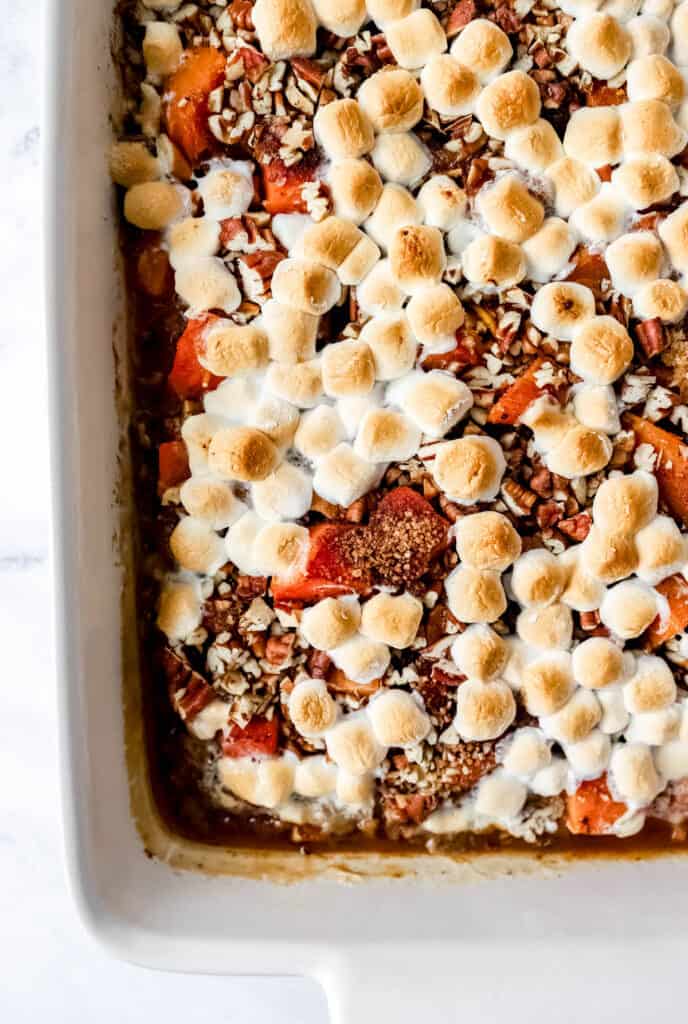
[636,317,666,358]
[558,511,592,542]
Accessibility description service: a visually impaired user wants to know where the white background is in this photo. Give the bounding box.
[0,2,326,1019]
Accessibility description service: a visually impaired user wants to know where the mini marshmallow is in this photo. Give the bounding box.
[520,651,575,716]
[454,679,516,741]
[175,257,240,315]
[563,106,623,167]
[636,516,687,584]
[522,218,576,283]
[530,282,596,342]
[294,406,345,462]
[417,176,467,231]
[569,186,628,246]
[545,158,601,220]
[461,234,526,288]
[406,284,464,351]
[261,299,318,365]
[516,603,574,651]
[252,396,300,451]
[371,131,432,187]
[598,687,631,734]
[610,742,661,804]
[450,18,512,82]
[167,217,221,270]
[592,469,658,534]
[180,477,242,530]
[431,435,506,504]
[612,153,679,210]
[504,119,564,174]
[364,184,420,252]
[659,202,688,273]
[628,14,670,57]
[390,370,474,437]
[288,678,338,739]
[354,408,421,462]
[360,314,417,381]
[389,224,446,293]
[475,70,541,140]
[330,638,391,687]
[336,390,383,439]
[312,443,379,507]
[271,258,341,315]
[605,231,663,295]
[530,758,569,797]
[656,739,688,781]
[157,579,203,641]
[198,321,268,377]
[451,624,509,682]
[502,728,551,779]
[476,174,545,244]
[602,581,659,634]
[293,756,338,798]
[625,706,681,745]
[546,425,613,478]
[328,159,383,226]
[540,688,601,745]
[265,359,324,408]
[565,729,612,780]
[572,636,626,689]
[300,596,361,652]
[475,771,527,820]
[181,412,229,475]
[336,771,375,807]
[420,55,480,117]
[445,566,507,624]
[573,384,621,434]
[633,278,688,323]
[620,99,686,156]
[299,216,367,273]
[326,715,386,774]
[626,54,685,106]
[208,426,279,482]
[322,340,376,398]
[510,549,565,609]
[366,0,419,26]
[570,315,634,385]
[252,0,317,59]
[255,522,309,577]
[368,689,431,747]
[521,398,576,452]
[124,181,190,230]
[225,512,266,576]
[143,21,182,76]
[197,160,253,219]
[672,2,688,63]
[357,260,406,316]
[454,511,521,572]
[559,546,607,612]
[385,9,447,70]
[566,13,632,78]
[358,68,424,133]
[109,140,159,187]
[170,515,227,575]
[311,0,366,37]
[251,461,313,521]
[581,525,639,583]
[314,99,375,160]
[360,591,423,649]
[624,655,677,712]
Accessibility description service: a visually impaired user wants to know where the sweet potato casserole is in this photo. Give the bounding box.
[112,0,688,852]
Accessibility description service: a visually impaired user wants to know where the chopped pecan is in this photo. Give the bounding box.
[161,647,215,721]
[492,3,523,33]
[229,0,254,32]
[580,610,600,631]
[236,575,268,598]
[291,57,328,90]
[585,83,627,107]
[502,478,538,514]
[265,633,296,666]
[636,318,666,358]
[536,500,564,529]
[529,466,553,499]
[446,0,477,35]
[558,511,592,541]
[308,649,332,679]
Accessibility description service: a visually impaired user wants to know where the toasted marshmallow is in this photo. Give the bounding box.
[625,655,677,712]
[475,70,541,140]
[454,677,517,740]
[504,118,564,175]
[546,424,613,478]
[157,579,203,641]
[621,99,686,156]
[336,770,374,806]
[516,603,574,650]
[658,203,688,273]
[385,9,447,69]
[336,390,383,439]
[224,512,264,575]
[573,384,621,434]
[566,728,612,779]
[475,771,527,820]
[531,757,568,796]
[476,174,545,244]
[530,281,596,342]
[613,154,679,211]
[180,477,241,530]
[569,187,628,246]
[368,689,430,748]
[573,636,625,691]
[311,0,366,36]
[109,141,159,187]
[606,231,663,295]
[288,678,338,738]
[294,406,345,461]
[636,515,688,584]
[198,161,253,220]
[360,592,423,649]
[628,14,670,57]
[390,370,473,437]
[541,688,601,745]
[326,716,385,775]
[421,55,480,117]
[167,217,220,270]
[300,597,360,652]
[254,395,300,453]
[521,398,575,452]
[388,224,445,293]
[502,728,551,778]
[656,739,688,781]
[355,408,420,462]
[520,652,575,716]
[600,579,659,638]
[197,322,268,378]
[176,257,241,315]
[255,522,309,577]
[271,259,340,315]
[417,176,467,231]
[293,756,337,798]
[510,548,565,609]
[432,435,506,505]
[314,98,375,161]
[265,359,323,408]
[461,234,526,288]
[170,515,227,575]
[672,2,688,62]
[445,566,507,624]
[260,299,318,365]
[251,462,312,522]
[300,216,365,271]
[366,0,419,25]
[124,181,189,230]
[592,470,658,533]
[252,0,316,59]
[371,132,431,188]
[406,285,464,351]
[605,0,641,19]
[626,705,680,744]
[627,54,685,106]
[359,315,416,381]
[313,443,378,506]
[450,19,512,82]
[364,184,420,252]
[208,425,279,483]
[180,412,226,475]
[322,340,376,400]
[560,546,607,612]
[219,757,292,809]
[610,742,660,804]
[563,106,623,167]
[546,158,601,219]
[581,525,639,582]
[597,687,630,734]
[331,638,391,687]
[358,68,424,132]
[454,511,521,572]
[357,260,406,316]
[451,624,508,682]
[522,218,576,283]
[143,21,182,76]
[570,315,634,385]
[328,159,383,227]
[633,278,688,323]
[567,13,631,77]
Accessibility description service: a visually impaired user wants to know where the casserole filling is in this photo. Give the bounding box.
[114,0,688,849]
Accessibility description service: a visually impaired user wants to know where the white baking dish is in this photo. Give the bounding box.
[45,1,688,1017]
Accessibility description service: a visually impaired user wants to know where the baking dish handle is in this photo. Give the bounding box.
[321,949,457,1024]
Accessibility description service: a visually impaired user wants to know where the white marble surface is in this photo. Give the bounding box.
[0,3,326,1018]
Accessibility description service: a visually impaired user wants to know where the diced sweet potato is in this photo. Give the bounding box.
[487,357,551,425]
[644,573,688,650]
[163,46,227,164]
[566,775,627,836]
[261,157,316,215]
[625,414,688,526]
[566,247,609,296]
[327,668,382,699]
[222,716,279,758]
[167,314,224,399]
[271,523,373,603]
[158,440,190,494]
[366,487,450,586]
[421,332,482,371]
